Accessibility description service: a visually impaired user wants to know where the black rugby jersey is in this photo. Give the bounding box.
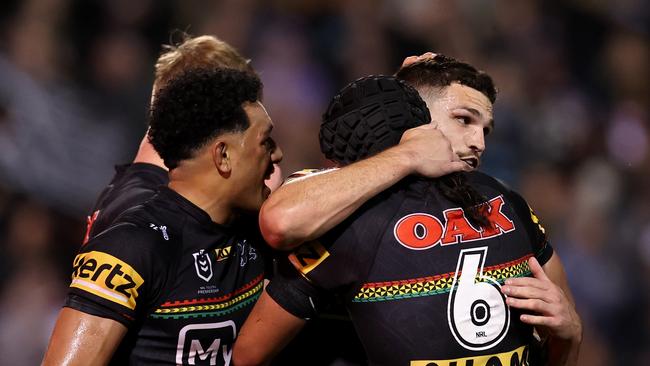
[66,187,266,365]
[83,163,168,243]
[268,171,553,366]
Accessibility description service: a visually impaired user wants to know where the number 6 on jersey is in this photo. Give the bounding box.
[447,247,510,350]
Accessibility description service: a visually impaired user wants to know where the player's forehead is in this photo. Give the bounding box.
[422,83,494,128]
[439,84,492,113]
[243,101,273,135]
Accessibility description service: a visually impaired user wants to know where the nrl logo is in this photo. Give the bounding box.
[193,250,213,282]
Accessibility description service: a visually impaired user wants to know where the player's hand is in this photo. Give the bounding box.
[401,52,437,68]
[396,123,470,177]
[501,257,582,342]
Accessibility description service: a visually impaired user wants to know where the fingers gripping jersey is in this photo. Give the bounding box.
[268,171,553,366]
[66,187,267,365]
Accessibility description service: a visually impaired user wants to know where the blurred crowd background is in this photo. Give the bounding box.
[0,0,648,364]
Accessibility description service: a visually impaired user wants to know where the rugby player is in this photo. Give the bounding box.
[42,68,282,365]
[80,34,276,244]
[234,57,581,365]
[44,36,466,364]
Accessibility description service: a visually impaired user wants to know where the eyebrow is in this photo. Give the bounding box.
[463,107,494,130]
[261,123,273,139]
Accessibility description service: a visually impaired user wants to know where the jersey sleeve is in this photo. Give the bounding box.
[505,189,554,265]
[266,256,324,319]
[65,224,167,326]
[85,163,168,241]
[268,197,395,320]
[266,213,366,320]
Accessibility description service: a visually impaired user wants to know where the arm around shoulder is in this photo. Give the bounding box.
[260,124,468,250]
[42,307,127,366]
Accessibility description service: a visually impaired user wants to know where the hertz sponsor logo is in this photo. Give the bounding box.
[70,251,144,310]
[288,241,329,275]
[411,345,528,366]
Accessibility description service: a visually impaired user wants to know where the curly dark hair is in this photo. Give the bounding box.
[148,68,262,169]
[320,75,430,165]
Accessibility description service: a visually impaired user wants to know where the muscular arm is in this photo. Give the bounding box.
[42,308,127,366]
[260,124,468,250]
[232,290,306,366]
[540,254,582,366]
[502,254,582,366]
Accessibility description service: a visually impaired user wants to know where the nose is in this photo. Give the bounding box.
[467,127,485,155]
[271,144,283,163]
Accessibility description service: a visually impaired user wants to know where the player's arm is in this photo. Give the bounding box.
[260,123,469,250]
[497,188,581,365]
[502,254,582,366]
[233,290,306,366]
[236,218,364,365]
[234,253,326,366]
[42,308,127,366]
[45,226,162,365]
[541,254,581,366]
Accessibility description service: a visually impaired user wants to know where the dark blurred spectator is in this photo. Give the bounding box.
[0,198,65,365]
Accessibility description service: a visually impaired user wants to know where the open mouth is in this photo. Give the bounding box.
[461,157,479,170]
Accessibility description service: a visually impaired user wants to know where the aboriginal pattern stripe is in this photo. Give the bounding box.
[151,274,264,319]
[353,254,532,303]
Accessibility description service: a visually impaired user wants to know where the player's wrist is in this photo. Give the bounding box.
[561,309,583,343]
[379,144,418,176]
[568,319,583,344]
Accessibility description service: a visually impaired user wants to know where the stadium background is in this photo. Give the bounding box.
[0,0,648,364]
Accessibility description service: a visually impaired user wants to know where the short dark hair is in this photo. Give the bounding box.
[320,75,430,165]
[397,54,497,229]
[395,54,497,104]
[148,68,262,169]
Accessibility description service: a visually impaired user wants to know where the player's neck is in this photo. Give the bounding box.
[133,133,168,170]
[168,164,236,226]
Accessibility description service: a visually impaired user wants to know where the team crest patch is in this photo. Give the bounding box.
[193,249,213,282]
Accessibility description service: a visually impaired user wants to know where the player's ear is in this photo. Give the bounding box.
[213,141,232,177]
